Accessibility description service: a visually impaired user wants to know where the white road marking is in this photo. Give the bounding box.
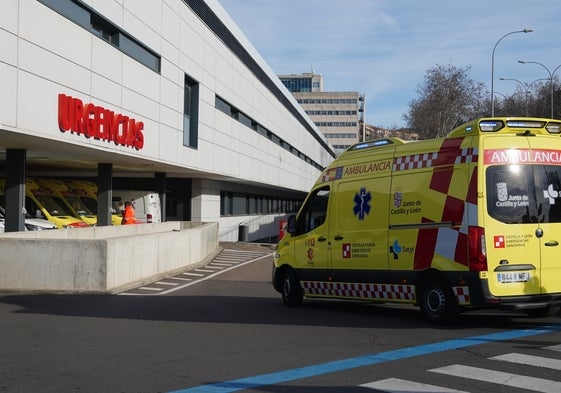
[361,377,468,392]
[430,364,561,393]
[182,272,204,277]
[155,281,179,286]
[491,352,561,370]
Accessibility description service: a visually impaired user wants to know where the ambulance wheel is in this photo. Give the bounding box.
[281,268,303,307]
[419,277,458,324]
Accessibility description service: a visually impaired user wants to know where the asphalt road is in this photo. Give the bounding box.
[1,242,560,393]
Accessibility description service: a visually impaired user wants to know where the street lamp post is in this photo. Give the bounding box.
[500,77,549,116]
[518,60,561,118]
[491,29,533,116]
[500,77,529,115]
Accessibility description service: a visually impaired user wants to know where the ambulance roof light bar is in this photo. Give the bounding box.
[478,120,504,132]
[478,119,560,133]
[349,138,395,151]
[545,122,561,134]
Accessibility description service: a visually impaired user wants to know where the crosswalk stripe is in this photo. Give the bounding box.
[360,377,468,392]
[546,344,561,352]
[491,353,561,370]
[119,248,271,296]
[429,364,561,392]
[213,258,241,263]
[182,272,204,277]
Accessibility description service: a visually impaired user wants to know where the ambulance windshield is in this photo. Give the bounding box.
[486,165,561,224]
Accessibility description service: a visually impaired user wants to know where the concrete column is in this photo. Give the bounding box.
[97,163,113,226]
[5,149,26,232]
[155,172,166,222]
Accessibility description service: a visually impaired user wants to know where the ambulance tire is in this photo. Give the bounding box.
[419,277,459,324]
[281,268,303,307]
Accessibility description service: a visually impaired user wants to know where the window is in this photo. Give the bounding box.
[295,187,330,234]
[119,34,160,71]
[215,96,231,115]
[232,194,247,215]
[487,165,561,224]
[220,191,301,216]
[220,192,232,216]
[40,0,89,29]
[184,74,199,149]
[38,0,160,73]
[214,94,324,172]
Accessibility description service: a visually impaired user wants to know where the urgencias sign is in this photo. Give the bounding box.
[58,93,144,150]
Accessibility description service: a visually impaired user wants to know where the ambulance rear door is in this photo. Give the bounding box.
[483,135,561,296]
[527,137,561,294]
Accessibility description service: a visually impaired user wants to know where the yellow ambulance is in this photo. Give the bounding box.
[63,180,122,225]
[24,178,89,229]
[34,178,96,226]
[273,117,561,323]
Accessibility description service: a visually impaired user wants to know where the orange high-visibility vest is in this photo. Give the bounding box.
[122,206,136,224]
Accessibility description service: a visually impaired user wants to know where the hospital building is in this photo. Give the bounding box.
[1,0,336,242]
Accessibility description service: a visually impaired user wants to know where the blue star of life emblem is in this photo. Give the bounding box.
[353,187,371,220]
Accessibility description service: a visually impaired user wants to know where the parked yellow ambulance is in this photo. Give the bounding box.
[273,117,561,323]
[24,179,89,229]
[34,178,96,226]
[63,180,122,225]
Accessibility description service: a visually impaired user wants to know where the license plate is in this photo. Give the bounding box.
[497,272,530,283]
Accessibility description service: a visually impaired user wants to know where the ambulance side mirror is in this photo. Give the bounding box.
[286,215,297,235]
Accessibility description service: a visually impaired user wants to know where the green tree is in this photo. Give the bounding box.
[404,64,487,139]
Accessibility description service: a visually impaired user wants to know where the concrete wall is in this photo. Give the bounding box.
[0,222,219,294]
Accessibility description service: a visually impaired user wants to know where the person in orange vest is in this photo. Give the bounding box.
[121,201,137,225]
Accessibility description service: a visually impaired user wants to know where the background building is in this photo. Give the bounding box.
[0,0,336,241]
[279,73,364,152]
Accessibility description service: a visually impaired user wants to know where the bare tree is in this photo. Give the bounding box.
[404,64,487,139]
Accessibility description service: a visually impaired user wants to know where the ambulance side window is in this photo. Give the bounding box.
[296,186,330,234]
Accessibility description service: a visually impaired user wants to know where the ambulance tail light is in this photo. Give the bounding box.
[65,221,89,229]
[468,226,487,272]
[147,213,153,223]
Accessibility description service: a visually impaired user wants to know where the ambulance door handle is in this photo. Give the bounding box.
[334,235,343,241]
[544,240,559,247]
[318,236,327,242]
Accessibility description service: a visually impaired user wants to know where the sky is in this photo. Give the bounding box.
[217,0,561,128]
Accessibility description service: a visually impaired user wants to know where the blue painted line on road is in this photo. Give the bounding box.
[168,323,561,393]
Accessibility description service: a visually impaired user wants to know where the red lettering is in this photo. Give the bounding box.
[94,106,106,140]
[83,103,97,138]
[58,94,145,150]
[71,97,84,134]
[116,115,127,145]
[134,122,144,149]
[58,94,71,131]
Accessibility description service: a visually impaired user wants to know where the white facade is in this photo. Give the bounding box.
[0,0,335,241]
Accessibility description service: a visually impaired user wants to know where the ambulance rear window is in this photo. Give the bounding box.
[486,165,561,223]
